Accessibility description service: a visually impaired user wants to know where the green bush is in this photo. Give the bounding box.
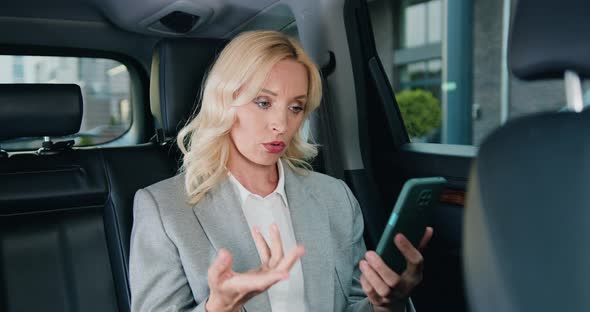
[395,89,441,138]
[78,136,94,146]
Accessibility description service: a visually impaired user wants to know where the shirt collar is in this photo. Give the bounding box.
[228,160,288,207]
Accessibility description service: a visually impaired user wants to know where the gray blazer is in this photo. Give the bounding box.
[129,163,412,311]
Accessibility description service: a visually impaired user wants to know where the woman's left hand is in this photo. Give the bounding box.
[359,227,433,312]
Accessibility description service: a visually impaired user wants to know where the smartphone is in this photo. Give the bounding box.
[376,177,447,274]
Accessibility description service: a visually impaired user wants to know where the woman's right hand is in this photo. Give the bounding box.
[205,224,305,312]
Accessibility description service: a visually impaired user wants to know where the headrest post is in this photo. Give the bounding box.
[564,70,584,113]
[40,136,54,152]
[564,70,584,112]
[155,128,166,145]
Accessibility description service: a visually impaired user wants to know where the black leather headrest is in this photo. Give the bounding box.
[150,38,227,138]
[0,84,82,139]
[464,110,590,311]
[509,0,590,80]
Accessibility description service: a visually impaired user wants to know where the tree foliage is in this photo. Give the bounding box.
[395,89,442,138]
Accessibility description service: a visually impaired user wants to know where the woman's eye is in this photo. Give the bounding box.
[290,105,304,113]
[254,99,271,109]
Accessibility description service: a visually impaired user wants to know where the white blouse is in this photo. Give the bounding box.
[228,160,307,312]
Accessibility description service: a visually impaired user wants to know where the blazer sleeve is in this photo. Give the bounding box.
[340,181,416,312]
[129,188,207,312]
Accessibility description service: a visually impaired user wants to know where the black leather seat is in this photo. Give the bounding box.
[97,38,228,310]
[0,38,226,312]
[0,84,122,311]
[464,0,590,311]
[100,144,178,311]
[0,85,179,312]
[104,37,228,259]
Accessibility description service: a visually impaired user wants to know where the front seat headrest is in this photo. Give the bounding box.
[464,110,590,312]
[150,38,228,140]
[509,0,590,80]
[0,84,82,139]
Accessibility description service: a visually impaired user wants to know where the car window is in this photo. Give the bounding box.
[0,55,132,150]
[368,0,589,145]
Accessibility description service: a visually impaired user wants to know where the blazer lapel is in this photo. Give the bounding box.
[192,178,271,312]
[284,164,335,312]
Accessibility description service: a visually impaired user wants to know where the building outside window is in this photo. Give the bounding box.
[369,0,587,146]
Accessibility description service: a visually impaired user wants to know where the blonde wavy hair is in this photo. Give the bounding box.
[177,30,323,204]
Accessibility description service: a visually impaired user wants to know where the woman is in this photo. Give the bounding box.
[129,30,431,312]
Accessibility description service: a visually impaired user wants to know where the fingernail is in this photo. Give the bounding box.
[359,260,367,270]
[298,246,306,256]
[253,225,260,233]
[366,252,376,261]
[218,250,227,263]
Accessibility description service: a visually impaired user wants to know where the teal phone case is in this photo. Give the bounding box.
[376,177,447,274]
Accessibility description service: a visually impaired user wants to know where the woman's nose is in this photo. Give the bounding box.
[270,109,288,133]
